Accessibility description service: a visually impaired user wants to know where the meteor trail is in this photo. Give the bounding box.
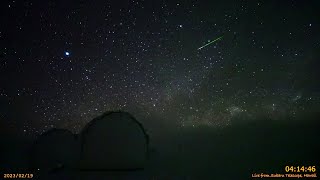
[197,35,223,50]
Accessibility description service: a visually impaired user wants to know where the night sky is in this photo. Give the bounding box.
[1,0,319,137]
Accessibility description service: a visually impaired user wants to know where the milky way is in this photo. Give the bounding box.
[0,0,319,136]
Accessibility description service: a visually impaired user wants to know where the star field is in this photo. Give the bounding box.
[0,0,319,136]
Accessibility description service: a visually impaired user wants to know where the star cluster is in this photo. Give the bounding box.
[0,0,319,136]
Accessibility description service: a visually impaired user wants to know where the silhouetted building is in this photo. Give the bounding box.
[79,111,149,171]
[28,111,150,179]
[29,128,80,173]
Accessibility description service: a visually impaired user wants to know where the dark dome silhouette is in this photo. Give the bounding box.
[79,111,149,171]
[29,128,79,173]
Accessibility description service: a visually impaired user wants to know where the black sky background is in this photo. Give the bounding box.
[0,0,320,137]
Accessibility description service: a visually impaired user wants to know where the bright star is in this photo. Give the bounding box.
[65,51,70,56]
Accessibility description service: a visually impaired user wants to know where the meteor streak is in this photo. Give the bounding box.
[197,35,223,50]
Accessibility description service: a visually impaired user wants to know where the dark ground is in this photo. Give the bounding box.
[1,114,319,179]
